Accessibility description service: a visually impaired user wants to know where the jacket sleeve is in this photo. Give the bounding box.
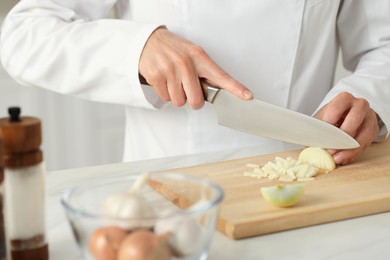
[0,0,164,109]
[315,0,390,141]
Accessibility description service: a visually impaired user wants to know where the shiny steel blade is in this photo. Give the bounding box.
[207,87,359,149]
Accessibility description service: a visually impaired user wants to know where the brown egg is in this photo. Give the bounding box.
[118,229,172,260]
[89,226,128,260]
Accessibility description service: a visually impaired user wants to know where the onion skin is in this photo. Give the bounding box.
[260,184,305,207]
[89,226,128,260]
[118,229,171,260]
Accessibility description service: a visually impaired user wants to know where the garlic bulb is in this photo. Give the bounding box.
[154,208,204,257]
[101,172,156,229]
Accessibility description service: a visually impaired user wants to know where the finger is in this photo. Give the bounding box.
[152,81,170,102]
[181,70,205,110]
[213,71,253,100]
[140,55,172,101]
[165,67,186,107]
[338,98,368,137]
[333,111,379,165]
[333,130,366,165]
[333,136,364,165]
[150,51,186,106]
[333,149,360,165]
[195,51,253,100]
[340,106,366,137]
[172,53,205,109]
[320,92,354,126]
[167,78,186,107]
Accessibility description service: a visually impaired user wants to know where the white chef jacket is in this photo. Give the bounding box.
[1,0,390,162]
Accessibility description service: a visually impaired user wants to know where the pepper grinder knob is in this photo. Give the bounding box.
[8,107,21,122]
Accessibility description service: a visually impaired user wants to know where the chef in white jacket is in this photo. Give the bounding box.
[1,0,389,165]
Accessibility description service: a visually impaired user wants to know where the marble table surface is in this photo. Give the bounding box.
[46,144,390,260]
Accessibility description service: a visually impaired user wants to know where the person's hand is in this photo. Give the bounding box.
[139,28,253,109]
[315,92,380,165]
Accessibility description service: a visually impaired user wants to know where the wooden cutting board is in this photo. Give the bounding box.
[159,139,390,240]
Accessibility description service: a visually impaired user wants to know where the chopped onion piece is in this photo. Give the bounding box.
[244,155,319,182]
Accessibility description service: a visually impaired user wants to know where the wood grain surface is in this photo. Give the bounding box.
[160,139,390,239]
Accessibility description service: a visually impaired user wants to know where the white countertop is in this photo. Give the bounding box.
[46,145,390,260]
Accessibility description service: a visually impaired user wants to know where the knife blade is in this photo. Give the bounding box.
[201,81,360,149]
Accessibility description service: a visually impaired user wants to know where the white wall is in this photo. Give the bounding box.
[0,1,125,171]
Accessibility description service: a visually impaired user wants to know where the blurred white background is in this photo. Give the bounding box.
[0,1,351,171]
[1,0,124,171]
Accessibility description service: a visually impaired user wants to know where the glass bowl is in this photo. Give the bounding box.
[61,172,224,260]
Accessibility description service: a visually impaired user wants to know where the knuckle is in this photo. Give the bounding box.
[218,71,232,81]
[338,91,353,99]
[159,62,175,76]
[173,54,191,69]
[172,98,186,107]
[189,44,206,57]
[144,68,164,85]
[356,98,370,109]
[189,97,205,110]
[147,77,162,88]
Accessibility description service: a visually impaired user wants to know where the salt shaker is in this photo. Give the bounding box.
[0,107,49,260]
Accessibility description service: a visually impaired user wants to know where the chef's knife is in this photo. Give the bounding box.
[201,81,360,149]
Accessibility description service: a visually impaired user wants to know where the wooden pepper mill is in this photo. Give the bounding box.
[0,138,6,259]
[0,107,49,260]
